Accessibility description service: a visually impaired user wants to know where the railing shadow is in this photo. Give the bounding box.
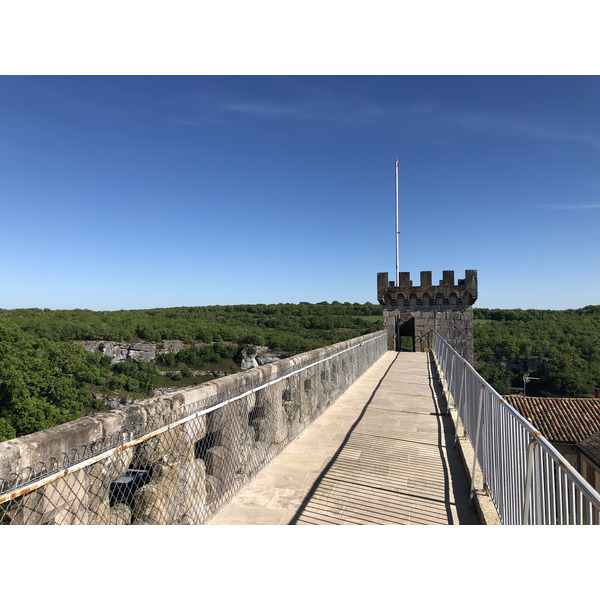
[288,352,480,525]
[426,353,480,525]
[288,353,401,524]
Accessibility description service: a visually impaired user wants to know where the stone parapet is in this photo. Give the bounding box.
[0,331,387,525]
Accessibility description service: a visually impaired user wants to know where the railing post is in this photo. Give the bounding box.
[443,343,450,398]
[469,384,485,505]
[454,363,467,444]
[445,348,454,414]
[522,437,538,525]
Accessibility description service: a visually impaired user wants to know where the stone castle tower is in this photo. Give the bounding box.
[377,270,478,364]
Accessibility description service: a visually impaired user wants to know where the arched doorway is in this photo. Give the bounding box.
[396,317,415,352]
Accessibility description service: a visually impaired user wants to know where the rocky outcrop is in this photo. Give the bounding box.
[79,339,291,371]
[78,341,157,363]
[77,339,188,364]
[241,356,259,369]
[240,346,291,370]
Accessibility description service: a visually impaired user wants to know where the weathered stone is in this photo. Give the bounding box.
[178,456,207,523]
[204,474,219,504]
[110,503,132,525]
[131,428,187,468]
[300,376,317,423]
[204,445,233,500]
[241,356,258,370]
[255,382,288,444]
[132,462,181,525]
[131,482,169,525]
[9,469,89,525]
[87,496,111,525]
[78,341,158,363]
[182,413,207,447]
[87,463,112,501]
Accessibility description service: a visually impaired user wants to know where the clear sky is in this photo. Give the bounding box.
[2,75,599,311]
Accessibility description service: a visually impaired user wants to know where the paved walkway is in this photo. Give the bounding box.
[209,351,480,525]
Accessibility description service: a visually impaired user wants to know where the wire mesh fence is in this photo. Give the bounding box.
[433,331,600,525]
[0,332,387,525]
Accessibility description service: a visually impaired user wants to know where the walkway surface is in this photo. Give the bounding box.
[210,351,480,525]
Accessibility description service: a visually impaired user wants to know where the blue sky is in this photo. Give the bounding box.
[2,75,600,311]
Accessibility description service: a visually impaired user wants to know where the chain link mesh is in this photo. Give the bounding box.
[1,332,386,525]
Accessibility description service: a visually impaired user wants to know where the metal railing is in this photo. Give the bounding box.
[0,332,387,525]
[433,331,600,525]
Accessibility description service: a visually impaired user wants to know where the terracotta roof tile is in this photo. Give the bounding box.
[576,431,600,468]
[504,396,600,444]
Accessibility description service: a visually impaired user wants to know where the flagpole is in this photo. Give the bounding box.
[395,157,399,286]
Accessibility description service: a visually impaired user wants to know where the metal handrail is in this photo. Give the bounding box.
[432,331,600,525]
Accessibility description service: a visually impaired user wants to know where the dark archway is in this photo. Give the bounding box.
[396,317,415,352]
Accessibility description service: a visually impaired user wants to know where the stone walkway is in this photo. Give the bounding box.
[209,351,480,525]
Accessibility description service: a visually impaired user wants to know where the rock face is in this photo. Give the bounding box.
[79,339,291,371]
[78,339,188,364]
[240,346,291,370]
[79,341,157,363]
[256,353,289,366]
[240,356,259,369]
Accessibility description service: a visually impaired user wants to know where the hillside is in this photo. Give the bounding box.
[473,306,600,397]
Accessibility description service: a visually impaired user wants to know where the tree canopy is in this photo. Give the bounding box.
[473,306,600,396]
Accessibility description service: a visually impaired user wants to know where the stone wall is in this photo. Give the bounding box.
[377,270,477,364]
[0,331,386,525]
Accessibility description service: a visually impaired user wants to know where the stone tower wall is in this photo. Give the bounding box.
[377,270,478,364]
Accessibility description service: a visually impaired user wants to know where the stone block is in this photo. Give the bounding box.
[110,503,132,525]
[0,440,22,483]
[182,413,207,447]
[15,417,104,477]
[9,468,89,525]
[87,496,111,525]
[132,462,181,525]
[204,445,236,503]
[179,456,207,523]
[131,427,187,468]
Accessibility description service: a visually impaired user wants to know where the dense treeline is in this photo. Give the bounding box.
[2,302,599,443]
[0,302,382,441]
[0,302,382,352]
[473,306,600,397]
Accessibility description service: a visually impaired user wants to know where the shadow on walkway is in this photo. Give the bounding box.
[288,352,479,525]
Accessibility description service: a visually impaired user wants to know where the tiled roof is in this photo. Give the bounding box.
[576,432,600,469]
[503,395,600,445]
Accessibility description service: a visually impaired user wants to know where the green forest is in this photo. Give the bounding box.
[0,302,599,442]
[473,306,600,397]
[0,302,382,441]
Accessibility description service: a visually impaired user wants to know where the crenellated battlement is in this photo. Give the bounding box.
[377,270,477,307]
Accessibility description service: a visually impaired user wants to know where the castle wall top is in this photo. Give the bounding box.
[377,270,478,306]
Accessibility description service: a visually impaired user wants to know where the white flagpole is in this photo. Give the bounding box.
[395,157,399,286]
